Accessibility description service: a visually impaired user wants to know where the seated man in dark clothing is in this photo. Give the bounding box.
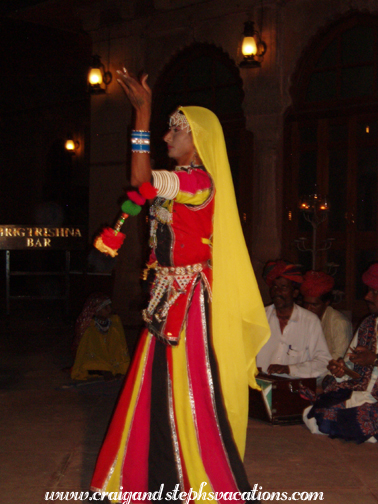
[303,262,378,443]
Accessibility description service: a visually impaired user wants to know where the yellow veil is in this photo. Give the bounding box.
[180,106,270,458]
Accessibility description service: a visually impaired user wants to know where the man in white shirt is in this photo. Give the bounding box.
[301,270,352,360]
[256,260,331,379]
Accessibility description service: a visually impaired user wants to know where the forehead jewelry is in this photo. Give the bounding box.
[169,110,191,133]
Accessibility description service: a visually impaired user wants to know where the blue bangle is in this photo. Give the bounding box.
[131,143,150,153]
[131,130,150,139]
[131,130,150,153]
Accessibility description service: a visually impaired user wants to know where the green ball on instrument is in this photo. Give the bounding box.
[121,199,142,216]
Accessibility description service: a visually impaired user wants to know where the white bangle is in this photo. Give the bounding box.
[152,171,180,200]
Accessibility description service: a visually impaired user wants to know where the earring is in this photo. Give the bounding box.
[191,149,200,167]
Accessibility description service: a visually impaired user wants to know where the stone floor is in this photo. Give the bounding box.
[1,304,378,504]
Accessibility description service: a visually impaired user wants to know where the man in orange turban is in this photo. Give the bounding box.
[257,260,331,379]
[301,271,352,360]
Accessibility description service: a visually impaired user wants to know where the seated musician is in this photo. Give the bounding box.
[256,260,331,379]
[71,293,130,381]
[303,262,378,443]
[301,270,352,360]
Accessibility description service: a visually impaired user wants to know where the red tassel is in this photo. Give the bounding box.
[139,182,158,199]
[127,190,146,206]
[101,227,126,249]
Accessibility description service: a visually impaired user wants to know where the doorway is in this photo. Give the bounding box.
[283,13,378,319]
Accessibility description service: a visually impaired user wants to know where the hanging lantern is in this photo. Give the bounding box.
[239,21,267,69]
[65,134,80,154]
[88,55,112,94]
[65,139,75,151]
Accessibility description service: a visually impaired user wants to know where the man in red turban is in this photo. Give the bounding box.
[263,259,304,288]
[301,271,352,360]
[257,260,331,379]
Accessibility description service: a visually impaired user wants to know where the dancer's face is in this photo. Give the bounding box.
[163,112,196,165]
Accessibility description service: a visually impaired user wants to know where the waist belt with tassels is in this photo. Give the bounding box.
[142,261,212,346]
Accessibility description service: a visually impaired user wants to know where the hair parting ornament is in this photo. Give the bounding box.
[177,107,207,140]
[169,110,191,133]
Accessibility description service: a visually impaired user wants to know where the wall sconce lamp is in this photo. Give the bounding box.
[239,21,267,69]
[88,54,112,94]
[65,135,80,154]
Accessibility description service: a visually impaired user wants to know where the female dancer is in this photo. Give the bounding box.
[90,69,270,502]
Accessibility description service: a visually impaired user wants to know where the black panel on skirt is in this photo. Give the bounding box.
[204,296,254,495]
[154,222,173,266]
[148,338,180,498]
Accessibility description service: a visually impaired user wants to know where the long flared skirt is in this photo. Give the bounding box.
[91,282,252,503]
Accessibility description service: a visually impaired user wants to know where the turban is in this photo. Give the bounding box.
[362,263,378,290]
[300,270,334,298]
[263,260,303,287]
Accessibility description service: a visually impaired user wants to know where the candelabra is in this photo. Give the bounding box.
[295,193,335,270]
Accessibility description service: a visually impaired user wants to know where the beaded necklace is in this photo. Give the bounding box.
[94,316,112,334]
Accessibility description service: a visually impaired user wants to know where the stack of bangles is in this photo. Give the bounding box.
[131,130,150,154]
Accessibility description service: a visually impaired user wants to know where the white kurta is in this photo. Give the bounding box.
[257,303,331,378]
